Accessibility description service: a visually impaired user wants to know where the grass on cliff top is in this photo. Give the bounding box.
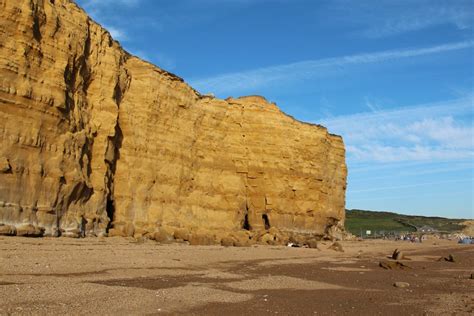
[345,209,467,235]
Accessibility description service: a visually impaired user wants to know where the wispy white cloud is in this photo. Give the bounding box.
[191,41,474,94]
[350,178,473,193]
[362,12,472,38]
[364,97,383,113]
[347,144,473,163]
[328,0,474,38]
[347,162,474,185]
[359,2,474,38]
[320,96,474,163]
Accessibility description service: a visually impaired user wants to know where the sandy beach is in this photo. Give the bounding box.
[0,237,472,315]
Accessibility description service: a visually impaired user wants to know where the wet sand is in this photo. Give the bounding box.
[0,237,472,315]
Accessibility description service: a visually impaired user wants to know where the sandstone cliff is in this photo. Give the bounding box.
[0,0,347,244]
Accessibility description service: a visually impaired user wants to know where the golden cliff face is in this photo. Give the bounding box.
[0,0,347,244]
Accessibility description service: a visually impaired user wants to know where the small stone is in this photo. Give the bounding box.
[328,241,344,252]
[107,228,125,238]
[0,224,16,236]
[391,248,404,260]
[173,228,190,241]
[393,282,410,288]
[259,233,275,244]
[439,254,456,262]
[16,224,44,237]
[189,232,216,246]
[0,157,11,173]
[221,236,235,247]
[445,254,455,263]
[379,260,411,270]
[152,227,174,243]
[133,236,146,243]
[306,238,319,249]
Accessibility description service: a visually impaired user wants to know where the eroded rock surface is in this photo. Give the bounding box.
[0,0,347,244]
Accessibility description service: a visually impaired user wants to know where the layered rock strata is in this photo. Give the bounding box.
[0,0,347,244]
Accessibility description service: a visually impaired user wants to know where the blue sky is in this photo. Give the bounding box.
[76,0,473,219]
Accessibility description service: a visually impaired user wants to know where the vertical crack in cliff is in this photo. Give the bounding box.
[238,103,252,230]
[53,17,94,236]
[178,109,204,199]
[30,0,46,42]
[262,214,271,230]
[242,202,251,231]
[62,18,92,130]
[104,56,130,232]
[104,120,123,232]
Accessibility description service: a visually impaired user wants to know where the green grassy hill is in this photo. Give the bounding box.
[345,209,468,236]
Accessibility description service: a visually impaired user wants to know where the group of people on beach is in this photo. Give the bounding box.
[396,234,424,243]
